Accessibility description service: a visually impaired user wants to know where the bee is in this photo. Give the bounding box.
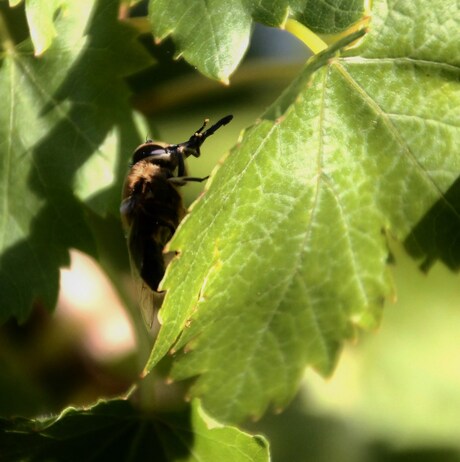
[121,115,233,328]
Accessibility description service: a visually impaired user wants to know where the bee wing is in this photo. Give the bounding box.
[125,244,159,330]
[138,278,164,330]
[134,249,177,329]
[124,212,171,330]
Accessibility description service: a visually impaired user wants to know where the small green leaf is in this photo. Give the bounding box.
[0,398,269,461]
[148,0,365,81]
[146,0,460,423]
[149,0,252,83]
[186,400,269,462]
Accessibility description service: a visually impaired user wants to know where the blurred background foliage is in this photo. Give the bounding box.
[1,1,459,461]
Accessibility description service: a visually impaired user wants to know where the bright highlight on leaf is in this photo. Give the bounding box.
[24,0,65,55]
[146,0,460,423]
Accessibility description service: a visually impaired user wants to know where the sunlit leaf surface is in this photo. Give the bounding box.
[147,0,460,423]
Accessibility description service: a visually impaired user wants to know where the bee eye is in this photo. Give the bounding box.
[132,144,168,164]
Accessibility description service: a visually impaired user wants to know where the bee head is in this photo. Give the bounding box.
[131,142,169,165]
[131,115,233,166]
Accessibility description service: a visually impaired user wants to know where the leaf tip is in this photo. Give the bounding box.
[33,46,46,57]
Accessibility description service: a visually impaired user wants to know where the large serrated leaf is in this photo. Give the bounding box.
[145,0,460,423]
[148,0,365,81]
[0,398,269,461]
[0,0,152,323]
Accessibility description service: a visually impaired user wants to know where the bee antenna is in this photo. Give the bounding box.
[202,115,233,141]
[195,119,209,135]
[181,115,233,158]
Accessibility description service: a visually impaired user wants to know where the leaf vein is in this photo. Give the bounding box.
[335,61,460,220]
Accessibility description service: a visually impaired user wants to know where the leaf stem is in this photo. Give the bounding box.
[284,19,328,54]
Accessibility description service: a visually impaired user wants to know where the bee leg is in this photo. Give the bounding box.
[168,176,209,186]
[177,152,188,177]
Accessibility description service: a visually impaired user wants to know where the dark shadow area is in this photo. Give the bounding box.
[404,176,460,272]
[0,399,193,462]
[0,301,137,418]
[0,2,29,44]
[370,442,460,462]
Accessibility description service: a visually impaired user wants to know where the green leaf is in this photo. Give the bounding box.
[146,0,460,423]
[185,399,269,462]
[0,398,269,461]
[23,0,65,55]
[148,0,365,81]
[0,0,152,323]
[290,0,365,34]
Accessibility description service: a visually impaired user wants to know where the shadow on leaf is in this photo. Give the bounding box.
[0,399,193,462]
[0,0,148,323]
[404,176,460,272]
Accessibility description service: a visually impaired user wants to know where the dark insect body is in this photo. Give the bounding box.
[120,115,233,327]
